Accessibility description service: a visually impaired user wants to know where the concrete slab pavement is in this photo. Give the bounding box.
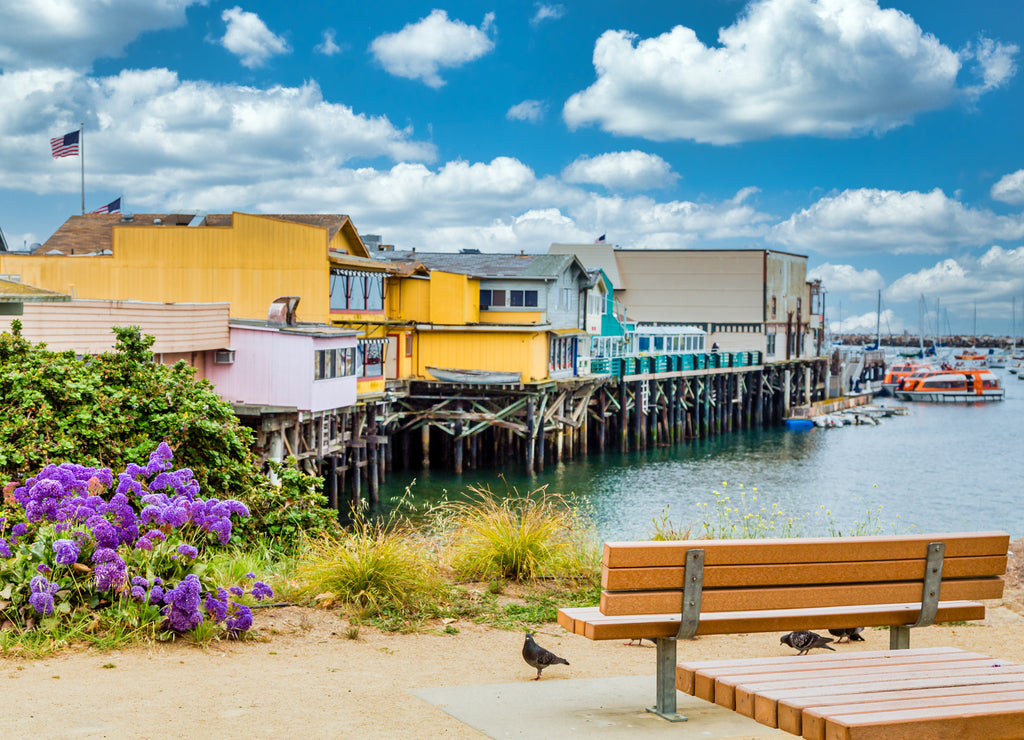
[416,675,789,739]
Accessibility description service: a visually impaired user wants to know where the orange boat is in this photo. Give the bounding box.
[881,361,930,396]
[894,368,1004,402]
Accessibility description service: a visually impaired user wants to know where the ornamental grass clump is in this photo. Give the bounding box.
[436,485,599,582]
[0,443,272,644]
[293,511,447,628]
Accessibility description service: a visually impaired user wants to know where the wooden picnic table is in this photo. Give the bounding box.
[677,646,1024,740]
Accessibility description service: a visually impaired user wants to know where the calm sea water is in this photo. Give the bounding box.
[379,363,1024,541]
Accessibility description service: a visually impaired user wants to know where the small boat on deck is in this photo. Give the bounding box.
[894,369,1004,402]
[426,367,522,384]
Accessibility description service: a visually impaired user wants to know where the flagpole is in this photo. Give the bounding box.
[80,122,85,215]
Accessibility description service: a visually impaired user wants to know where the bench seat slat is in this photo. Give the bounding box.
[599,577,1003,615]
[556,600,987,641]
[823,700,1024,740]
[601,555,1008,591]
[603,532,1009,568]
[778,683,1024,737]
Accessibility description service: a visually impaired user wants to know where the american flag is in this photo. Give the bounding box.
[50,130,80,158]
[91,197,121,214]
[594,234,606,243]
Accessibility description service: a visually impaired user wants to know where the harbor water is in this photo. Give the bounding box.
[380,365,1024,541]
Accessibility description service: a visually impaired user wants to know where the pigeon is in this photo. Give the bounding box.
[522,632,569,680]
[828,627,865,643]
[780,630,835,655]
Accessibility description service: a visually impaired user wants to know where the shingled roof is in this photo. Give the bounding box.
[38,213,356,255]
[384,251,581,280]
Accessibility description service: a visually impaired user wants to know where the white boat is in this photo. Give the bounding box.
[426,367,522,384]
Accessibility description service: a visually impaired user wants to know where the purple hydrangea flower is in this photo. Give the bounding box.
[251,581,274,601]
[11,522,28,540]
[176,544,198,559]
[52,538,80,565]
[0,538,12,558]
[148,585,165,605]
[225,604,253,637]
[161,574,204,632]
[36,563,52,574]
[28,574,60,615]
[92,548,128,592]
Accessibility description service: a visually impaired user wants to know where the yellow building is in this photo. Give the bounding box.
[383,251,593,383]
[0,212,396,396]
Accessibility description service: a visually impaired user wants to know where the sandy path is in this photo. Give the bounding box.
[3,596,1024,740]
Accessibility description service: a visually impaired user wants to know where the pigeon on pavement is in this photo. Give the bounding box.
[828,627,865,643]
[523,632,569,680]
[780,630,835,655]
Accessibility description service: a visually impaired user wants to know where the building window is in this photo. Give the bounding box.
[314,347,355,381]
[561,287,572,310]
[549,336,576,372]
[330,270,385,312]
[796,298,802,317]
[766,332,777,356]
[405,333,413,358]
[357,339,385,378]
[481,288,537,309]
[771,296,777,319]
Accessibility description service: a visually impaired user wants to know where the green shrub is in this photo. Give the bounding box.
[293,512,447,628]
[436,485,599,582]
[234,458,340,553]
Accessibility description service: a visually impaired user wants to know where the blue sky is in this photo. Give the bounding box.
[1,0,1022,338]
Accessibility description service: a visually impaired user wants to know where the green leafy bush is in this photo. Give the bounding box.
[234,458,340,553]
[0,323,259,499]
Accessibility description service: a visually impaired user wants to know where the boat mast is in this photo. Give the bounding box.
[875,290,881,350]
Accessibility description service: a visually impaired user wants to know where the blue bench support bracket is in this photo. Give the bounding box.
[646,548,705,722]
[890,542,944,650]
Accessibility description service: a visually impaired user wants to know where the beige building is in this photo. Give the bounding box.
[3,298,230,378]
[549,245,819,360]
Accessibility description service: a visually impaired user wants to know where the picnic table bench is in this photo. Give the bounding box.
[556,531,1010,732]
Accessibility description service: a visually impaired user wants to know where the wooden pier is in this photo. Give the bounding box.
[237,357,827,513]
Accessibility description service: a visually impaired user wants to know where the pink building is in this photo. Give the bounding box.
[206,320,359,413]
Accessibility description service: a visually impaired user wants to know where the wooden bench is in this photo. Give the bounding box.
[556,531,1009,726]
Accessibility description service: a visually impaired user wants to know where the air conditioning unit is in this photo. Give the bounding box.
[213,349,235,364]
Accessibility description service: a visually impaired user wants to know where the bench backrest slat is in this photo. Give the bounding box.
[602,532,1010,568]
[600,578,1005,616]
[602,555,1008,591]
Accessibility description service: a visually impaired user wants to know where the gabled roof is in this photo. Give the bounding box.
[37,212,364,256]
[549,243,622,287]
[384,251,587,281]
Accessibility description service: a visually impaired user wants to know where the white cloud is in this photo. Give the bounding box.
[0,0,199,70]
[807,263,885,296]
[561,151,678,190]
[770,188,1024,256]
[369,10,495,88]
[315,29,342,57]
[563,0,1016,144]
[221,6,291,69]
[886,248,1024,316]
[830,308,904,335]
[531,4,566,27]
[0,67,436,196]
[507,100,545,123]
[992,170,1024,206]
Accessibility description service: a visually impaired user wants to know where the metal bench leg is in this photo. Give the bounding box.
[645,638,687,722]
[890,625,910,649]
